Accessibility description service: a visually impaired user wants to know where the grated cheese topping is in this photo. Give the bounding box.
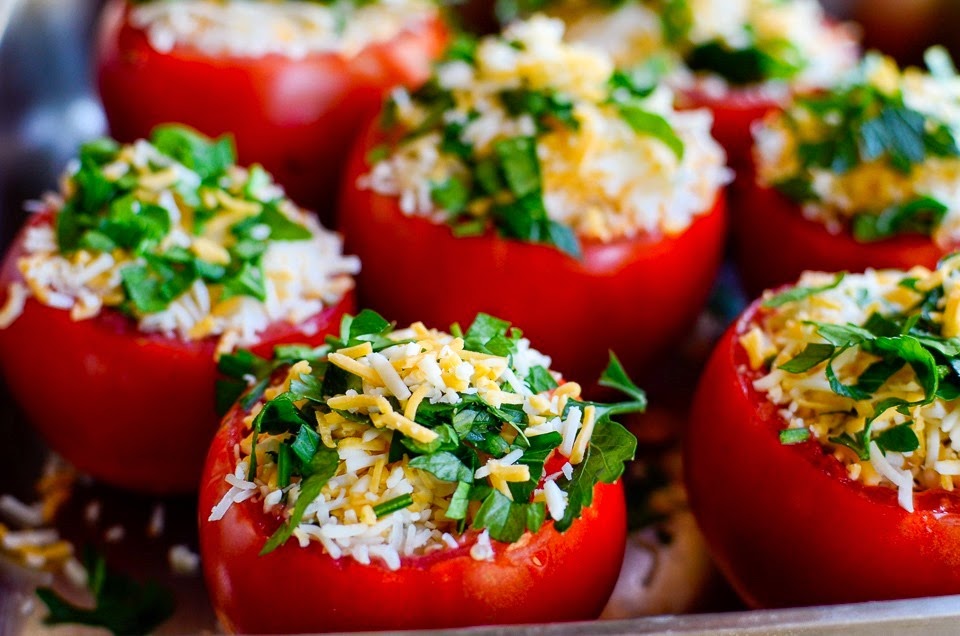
[555,0,856,94]
[130,0,438,60]
[0,126,359,354]
[744,257,960,512]
[209,311,643,570]
[362,16,730,245]
[754,50,960,246]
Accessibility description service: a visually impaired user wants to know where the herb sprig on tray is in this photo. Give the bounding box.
[219,310,643,550]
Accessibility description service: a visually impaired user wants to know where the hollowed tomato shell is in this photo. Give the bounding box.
[684,297,960,608]
[732,163,953,296]
[198,394,628,633]
[0,215,354,493]
[337,121,727,384]
[95,0,449,222]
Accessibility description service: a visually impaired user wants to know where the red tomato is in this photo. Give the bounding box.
[198,393,627,633]
[684,298,960,609]
[95,0,448,223]
[0,215,354,494]
[675,86,780,170]
[337,122,727,384]
[732,164,953,296]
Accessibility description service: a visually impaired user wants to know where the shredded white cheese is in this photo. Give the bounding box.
[131,0,438,59]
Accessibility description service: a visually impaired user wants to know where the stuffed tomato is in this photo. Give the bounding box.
[738,50,960,295]
[96,0,448,221]
[686,260,960,608]
[340,17,729,383]
[0,126,358,493]
[199,310,644,632]
[546,0,858,166]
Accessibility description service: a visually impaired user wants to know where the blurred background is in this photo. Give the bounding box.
[3,0,960,253]
[0,1,958,631]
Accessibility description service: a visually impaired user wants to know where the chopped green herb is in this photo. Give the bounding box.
[373,494,415,518]
[779,428,811,445]
[36,549,174,636]
[762,273,846,308]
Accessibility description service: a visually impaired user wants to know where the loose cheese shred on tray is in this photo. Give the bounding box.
[1,127,359,354]
[210,312,643,570]
[746,257,960,512]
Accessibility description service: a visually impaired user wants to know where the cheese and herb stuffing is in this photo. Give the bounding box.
[499,1,856,93]
[362,16,730,254]
[209,310,643,569]
[754,49,960,246]
[742,256,960,513]
[127,0,438,59]
[0,125,358,353]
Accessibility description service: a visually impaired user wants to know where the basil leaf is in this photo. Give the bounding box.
[598,352,648,406]
[852,197,948,242]
[495,137,541,199]
[260,446,339,555]
[779,428,811,445]
[444,481,473,520]
[525,365,558,394]
[875,422,920,454]
[289,425,321,466]
[616,103,684,159]
[555,418,637,532]
[431,176,470,215]
[257,204,312,241]
[762,273,845,308]
[779,343,835,373]
[151,125,235,182]
[409,451,474,483]
[37,549,174,636]
[473,489,546,543]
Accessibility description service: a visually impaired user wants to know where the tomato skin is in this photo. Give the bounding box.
[95,0,448,221]
[338,122,727,383]
[732,166,952,296]
[684,299,960,609]
[199,399,627,633]
[676,86,779,170]
[0,216,354,494]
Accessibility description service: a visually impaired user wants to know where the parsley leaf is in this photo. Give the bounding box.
[37,549,174,636]
[762,273,846,308]
[260,446,339,555]
[473,489,546,542]
[616,104,684,159]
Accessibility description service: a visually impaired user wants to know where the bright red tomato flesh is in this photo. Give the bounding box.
[676,86,780,170]
[684,298,960,609]
[0,215,354,494]
[732,165,953,296]
[198,391,627,633]
[337,122,727,385]
[95,0,448,222]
